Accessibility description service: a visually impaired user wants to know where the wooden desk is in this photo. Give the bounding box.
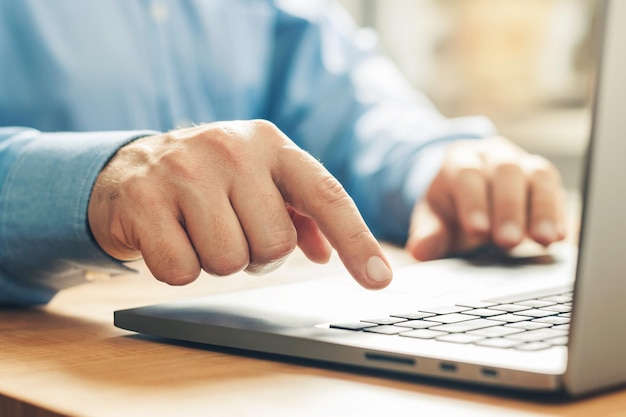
[2,245,626,417]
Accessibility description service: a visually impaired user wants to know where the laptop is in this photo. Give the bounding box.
[114,0,626,397]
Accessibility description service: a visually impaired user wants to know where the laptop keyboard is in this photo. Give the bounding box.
[329,290,573,351]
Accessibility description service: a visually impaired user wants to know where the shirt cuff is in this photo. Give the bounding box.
[0,129,156,305]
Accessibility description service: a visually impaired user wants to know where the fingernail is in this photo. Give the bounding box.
[366,256,392,283]
[498,222,522,244]
[535,220,556,242]
[469,211,490,232]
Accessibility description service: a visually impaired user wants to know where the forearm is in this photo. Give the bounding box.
[0,127,155,305]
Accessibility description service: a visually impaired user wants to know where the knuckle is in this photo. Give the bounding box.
[177,123,252,174]
[347,228,373,245]
[142,241,201,286]
[245,254,290,275]
[493,160,523,178]
[457,165,483,178]
[205,129,248,170]
[202,250,250,277]
[121,175,164,210]
[252,231,297,264]
[150,258,200,286]
[159,269,201,286]
[144,132,201,181]
[312,175,352,209]
[527,157,560,183]
[252,119,292,149]
[251,119,279,134]
[157,148,199,179]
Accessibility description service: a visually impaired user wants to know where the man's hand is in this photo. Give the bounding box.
[88,120,392,289]
[406,137,567,260]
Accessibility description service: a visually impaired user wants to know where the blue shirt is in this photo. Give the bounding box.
[0,0,495,305]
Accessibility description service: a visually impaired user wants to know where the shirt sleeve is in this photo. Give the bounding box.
[267,1,497,244]
[0,127,155,305]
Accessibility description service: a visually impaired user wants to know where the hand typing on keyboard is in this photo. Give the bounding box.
[406,137,567,261]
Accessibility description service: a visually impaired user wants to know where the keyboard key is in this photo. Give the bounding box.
[505,321,552,330]
[515,342,552,351]
[427,313,475,324]
[436,333,484,344]
[390,312,436,320]
[361,317,407,325]
[364,325,411,335]
[431,319,501,333]
[543,305,572,313]
[488,314,531,323]
[489,304,532,313]
[462,308,506,317]
[514,309,559,318]
[532,316,570,325]
[330,322,377,331]
[400,329,448,339]
[468,326,525,338]
[506,328,568,342]
[475,338,522,349]
[394,320,439,329]
[547,336,568,346]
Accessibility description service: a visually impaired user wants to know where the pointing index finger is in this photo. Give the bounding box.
[275,146,392,289]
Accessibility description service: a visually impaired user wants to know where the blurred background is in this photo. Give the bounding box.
[338,0,600,192]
